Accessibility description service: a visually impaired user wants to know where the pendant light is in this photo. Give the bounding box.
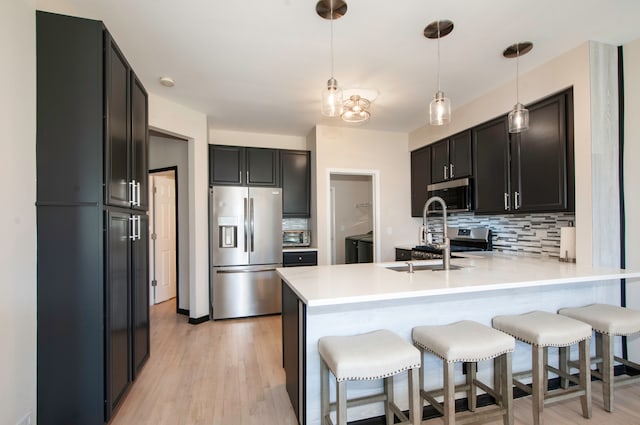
[341,94,371,123]
[317,0,347,117]
[424,20,454,126]
[504,42,533,133]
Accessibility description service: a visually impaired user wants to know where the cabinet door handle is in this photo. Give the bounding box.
[504,193,510,210]
[136,181,141,207]
[129,216,138,240]
[450,163,454,179]
[243,198,248,252]
[129,181,136,206]
[443,165,448,180]
[514,191,521,210]
[137,215,141,240]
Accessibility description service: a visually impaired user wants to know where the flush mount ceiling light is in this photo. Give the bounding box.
[504,41,533,133]
[341,94,371,123]
[424,20,454,126]
[159,76,175,87]
[317,0,347,117]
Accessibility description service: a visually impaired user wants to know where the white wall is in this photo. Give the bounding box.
[410,43,595,264]
[210,128,307,150]
[313,125,413,265]
[149,135,190,312]
[148,93,210,320]
[623,38,640,361]
[0,1,37,424]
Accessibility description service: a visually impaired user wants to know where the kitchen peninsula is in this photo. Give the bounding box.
[277,253,640,425]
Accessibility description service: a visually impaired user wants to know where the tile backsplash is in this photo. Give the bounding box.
[282,218,310,230]
[426,212,576,258]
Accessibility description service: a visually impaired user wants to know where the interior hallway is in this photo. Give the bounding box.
[110,299,640,425]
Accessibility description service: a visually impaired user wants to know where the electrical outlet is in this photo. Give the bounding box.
[17,412,32,425]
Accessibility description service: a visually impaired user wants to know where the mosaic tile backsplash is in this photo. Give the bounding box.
[425,212,576,258]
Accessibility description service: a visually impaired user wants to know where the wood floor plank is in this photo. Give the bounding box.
[111,299,640,425]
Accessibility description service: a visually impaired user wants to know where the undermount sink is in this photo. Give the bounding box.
[386,264,463,272]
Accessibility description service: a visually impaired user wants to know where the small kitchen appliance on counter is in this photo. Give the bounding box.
[283,229,311,247]
[412,226,491,260]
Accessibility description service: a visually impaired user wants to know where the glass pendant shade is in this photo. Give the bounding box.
[321,77,343,117]
[508,102,529,133]
[429,90,451,126]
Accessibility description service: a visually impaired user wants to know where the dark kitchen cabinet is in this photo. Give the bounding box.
[281,150,311,217]
[36,12,149,425]
[209,145,244,185]
[283,250,318,267]
[105,37,149,211]
[473,116,511,214]
[410,146,431,217]
[473,89,573,214]
[209,145,279,187]
[282,282,306,423]
[431,130,472,183]
[513,91,573,212]
[246,147,279,186]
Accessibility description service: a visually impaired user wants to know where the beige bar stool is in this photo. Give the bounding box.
[412,320,515,425]
[492,311,592,425]
[318,329,422,425]
[558,303,640,412]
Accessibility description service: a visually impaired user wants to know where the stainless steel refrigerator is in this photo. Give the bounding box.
[209,186,283,319]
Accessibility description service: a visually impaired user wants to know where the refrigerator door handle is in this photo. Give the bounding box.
[216,267,278,274]
[250,197,255,252]
[243,197,248,252]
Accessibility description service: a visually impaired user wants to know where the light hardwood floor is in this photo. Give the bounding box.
[111,299,640,425]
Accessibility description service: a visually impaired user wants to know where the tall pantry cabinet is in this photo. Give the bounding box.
[36,11,149,424]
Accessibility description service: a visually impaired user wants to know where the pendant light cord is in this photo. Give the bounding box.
[515,43,520,103]
[330,2,335,79]
[436,21,441,92]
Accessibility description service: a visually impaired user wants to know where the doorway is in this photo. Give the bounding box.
[149,167,178,304]
[329,172,375,265]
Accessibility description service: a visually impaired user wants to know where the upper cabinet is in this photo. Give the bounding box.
[209,145,279,187]
[430,130,472,183]
[280,150,311,217]
[104,36,148,210]
[410,145,431,217]
[472,117,511,214]
[473,89,574,214]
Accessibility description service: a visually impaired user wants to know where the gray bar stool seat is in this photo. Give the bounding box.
[492,310,592,425]
[558,303,640,412]
[412,320,515,425]
[318,329,421,425]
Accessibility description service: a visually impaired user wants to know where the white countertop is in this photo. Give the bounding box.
[277,252,640,307]
[282,247,318,252]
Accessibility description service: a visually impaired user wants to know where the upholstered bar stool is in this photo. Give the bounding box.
[318,329,421,425]
[412,320,515,425]
[558,303,640,412]
[492,311,592,425]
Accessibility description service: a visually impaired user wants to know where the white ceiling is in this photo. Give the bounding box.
[38,0,640,136]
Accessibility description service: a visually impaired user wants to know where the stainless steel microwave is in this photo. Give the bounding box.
[282,229,311,247]
[427,177,473,213]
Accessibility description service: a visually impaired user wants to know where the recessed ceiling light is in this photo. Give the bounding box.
[159,76,175,87]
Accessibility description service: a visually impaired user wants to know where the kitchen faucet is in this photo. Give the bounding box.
[422,196,450,270]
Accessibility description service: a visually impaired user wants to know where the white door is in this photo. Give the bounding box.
[149,171,177,304]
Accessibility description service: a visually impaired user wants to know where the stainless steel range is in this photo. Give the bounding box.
[412,226,492,260]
